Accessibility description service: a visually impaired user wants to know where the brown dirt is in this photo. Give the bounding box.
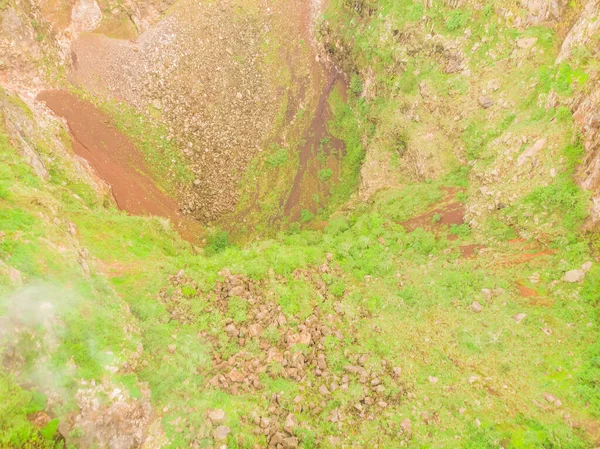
[278,0,348,222]
[401,187,466,232]
[496,249,556,268]
[516,282,539,298]
[459,244,486,258]
[36,90,201,241]
[284,74,346,221]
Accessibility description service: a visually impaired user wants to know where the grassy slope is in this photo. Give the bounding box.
[2,1,600,449]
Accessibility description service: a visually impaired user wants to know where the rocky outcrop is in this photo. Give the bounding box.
[521,0,565,25]
[70,0,103,33]
[573,82,600,223]
[74,381,166,449]
[556,0,600,63]
[0,88,113,199]
[0,6,46,91]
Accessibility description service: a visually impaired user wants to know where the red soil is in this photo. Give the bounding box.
[459,244,486,258]
[37,90,201,241]
[401,187,466,233]
[516,283,539,297]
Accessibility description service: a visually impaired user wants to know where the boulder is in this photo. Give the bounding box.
[283,437,299,449]
[478,96,494,109]
[213,425,231,441]
[208,409,226,424]
[517,138,546,167]
[517,37,538,49]
[513,313,527,324]
[563,269,585,283]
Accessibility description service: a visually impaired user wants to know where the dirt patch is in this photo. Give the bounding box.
[284,74,346,221]
[497,249,556,268]
[37,90,201,240]
[459,244,486,258]
[401,187,466,233]
[516,282,539,298]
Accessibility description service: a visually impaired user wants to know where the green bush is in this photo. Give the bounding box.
[318,168,333,182]
[207,230,230,255]
[265,147,289,168]
[300,209,315,223]
[523,177,588,238]
[181,285,197,298]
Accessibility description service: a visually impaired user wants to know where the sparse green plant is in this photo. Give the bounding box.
[207,230,230,254]
[318,168,333,182]
[456,191,468,202]
[449,223,471,237]
[181,285,197,298]
[350,74,363,95]
[300,209,315,223]
[265,147,289,168]
[445,9,469,32]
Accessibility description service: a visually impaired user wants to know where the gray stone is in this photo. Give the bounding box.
[284,413,297,434]
[213,425,230,441]
[283,437,299,449]
[478,96,494,109]
[517,37,538,49]
[517,138,546,166]
[513,313,527,324]
[225,323,239,337]
[208,408,226,424]
[401,418,412,432]
[270,432,286,446]
[563,269,585,283]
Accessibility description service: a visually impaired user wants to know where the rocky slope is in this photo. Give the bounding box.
[2,0,600,448]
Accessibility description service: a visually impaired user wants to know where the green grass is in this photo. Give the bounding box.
[0,373,56,449]
[265,146,289,168]
[2,2,600,448]
[445,9,470,32]
[3,122,599,446]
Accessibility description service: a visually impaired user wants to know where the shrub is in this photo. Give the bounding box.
[207,230,230,254]
[318,168,333,182]
[265,147,288,168]
[300,209,315,223]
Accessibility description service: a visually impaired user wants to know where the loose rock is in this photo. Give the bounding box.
[208,409,226,424]
[213,425,231,441]
[478,96,494,109]
[563,269,585,283]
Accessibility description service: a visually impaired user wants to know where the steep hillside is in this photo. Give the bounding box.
[2,1,600,449]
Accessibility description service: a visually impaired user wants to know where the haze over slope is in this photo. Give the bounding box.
[2,0,600,448]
